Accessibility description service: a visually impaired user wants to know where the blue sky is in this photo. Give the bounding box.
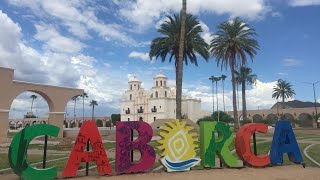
[1,0,320,118]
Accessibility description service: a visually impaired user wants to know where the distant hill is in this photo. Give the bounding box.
[271,100,320,109]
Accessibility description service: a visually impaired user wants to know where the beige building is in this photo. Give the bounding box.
[120,72,202,124]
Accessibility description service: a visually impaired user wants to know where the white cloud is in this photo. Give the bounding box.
[118,0,269,30]
[185,80,280,113]
[7,0,139,46]
[0,11,128,118]
[34,24,86,54]
[276,72,289,76]
[199,21,213,45]
[282,58,301,67]
[128,51,152,62]
[271,11,283,18]
[288,0,320,6]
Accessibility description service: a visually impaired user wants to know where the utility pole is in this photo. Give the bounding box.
[303,81,320,128]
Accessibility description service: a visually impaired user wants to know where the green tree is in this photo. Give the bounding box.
[235,67,257,121]
[30,94,37,113]
[150,13,209,120]
[197,111,232,124]
[272,79,295,109]
[89,100,98,120]
[210,17,259,131]
[96,119,103,127]
[111,114,121,125]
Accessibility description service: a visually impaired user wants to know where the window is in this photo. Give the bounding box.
[160,81,162,86]
[130,85,132,90]
[160,106,161,109]
[164,81,166,87]
[154,117,156,121]
[128,118,130,121]
[155,91,158,98]
[165,91,167,97]
[130,94,132,100]
[156,81,158,87]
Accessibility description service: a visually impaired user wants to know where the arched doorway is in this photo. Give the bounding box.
[96,119,103,127]
[0,67,83,142]
[252,114,263,123]
[266,114,278,125]
[10,91,50,129]
[284,113,294,121]
[298,113,313,127]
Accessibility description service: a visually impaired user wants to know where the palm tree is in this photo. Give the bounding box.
[235,67,257,121]
[213,76,222,113]
[176,0,187,120]
[221,75,227,112]
[71,95,80,121]
[30,94,37,113]
[80,92,88,121]
[210,17,259,131]
[272,79,295,109]
[213,76,222,121]
[150,13,209,120]
[89,100,98,120]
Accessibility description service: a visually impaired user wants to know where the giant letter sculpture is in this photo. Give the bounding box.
[9,124,59,180]
[235,123,270,167]
[270,121,303,165]
[200,121,239,168]
[116,121,156,174]
[157,119,200,172]
[62,120,112,177]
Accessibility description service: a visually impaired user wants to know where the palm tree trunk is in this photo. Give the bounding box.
[92,105,94,120]
[222,80,225,112]
[83,96,84,121]
[237,84,239,114]
[216,81,219,121]
[176,0,186,120]
[31,99,34,113]
[282,96,285,109]
[231,56,239,131]
[74,99,76,121]
[242,81,248,121]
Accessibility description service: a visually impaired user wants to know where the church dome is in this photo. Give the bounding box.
[129,75,140,82]
[154,71,167,79]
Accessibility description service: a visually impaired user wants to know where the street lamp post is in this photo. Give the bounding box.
[209,76,215,114]
[303,81,320,128]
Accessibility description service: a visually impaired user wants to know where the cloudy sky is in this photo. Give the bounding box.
[1,0,320,119]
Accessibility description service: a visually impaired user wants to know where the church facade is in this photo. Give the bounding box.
[120,72,202,124]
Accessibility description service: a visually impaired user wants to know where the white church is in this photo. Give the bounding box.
[120,72,203,124]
